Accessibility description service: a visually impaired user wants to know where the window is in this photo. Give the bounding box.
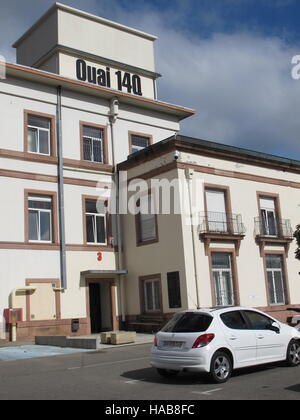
[82,125,104,163]
[259,197,278,236]
[143,278,161,313]
[265,255,286,305]
[211,253,235,306]
[130,133,151,154]
[136,193,158,245]
[28,195,52,242]
[221,311,248,330]
[243,311,273,330]
[205,188,228,233]
[27,114,51,155]
[162,312,213,333]
[167,272,182,309]
[85,199,107,245]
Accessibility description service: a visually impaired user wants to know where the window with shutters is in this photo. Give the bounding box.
[139,275,162,314]
[136,193,159,246]
[205,188,229,233]
[254,193,293,257]
[259,197,278,236]
[167,272,182,309]
[200,185,245,257]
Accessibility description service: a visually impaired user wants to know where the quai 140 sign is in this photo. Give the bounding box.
[76,59,143,96]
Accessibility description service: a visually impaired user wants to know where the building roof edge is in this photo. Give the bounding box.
[13,2,157,48]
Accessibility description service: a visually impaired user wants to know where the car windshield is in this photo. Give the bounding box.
[161,312,213,333]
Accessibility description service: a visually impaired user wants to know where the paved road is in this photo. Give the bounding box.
[0,343,300,400]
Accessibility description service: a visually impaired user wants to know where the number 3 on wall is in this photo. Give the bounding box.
[97,252,103,262]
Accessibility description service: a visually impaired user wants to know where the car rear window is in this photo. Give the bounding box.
[161,312,213,333]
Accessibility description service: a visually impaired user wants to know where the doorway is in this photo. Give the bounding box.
[89,283,102,333]
[88,281,113,334]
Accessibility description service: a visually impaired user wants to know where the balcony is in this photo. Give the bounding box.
[199,212,246,235]
[199,212,246,255]
[254,217,293,239]
[254,217,294,256]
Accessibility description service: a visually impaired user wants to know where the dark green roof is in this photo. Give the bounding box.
[174,135,300,169]
[120,134,300,172]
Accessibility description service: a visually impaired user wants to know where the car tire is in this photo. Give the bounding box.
[157,368,179,378]
[208,351,232,384]
[286,340,300,367]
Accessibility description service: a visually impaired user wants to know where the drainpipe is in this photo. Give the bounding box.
[109,98,126,327]
[57,86,67,290]
[185,168,201,309]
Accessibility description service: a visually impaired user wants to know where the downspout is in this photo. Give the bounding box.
[109,98,126,326]
[57,86,67,290]
[185,168,201,309]
[153,79,158,100]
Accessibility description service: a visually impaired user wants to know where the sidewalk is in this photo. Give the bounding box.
[0,333,154,361]
[0,339,35,348]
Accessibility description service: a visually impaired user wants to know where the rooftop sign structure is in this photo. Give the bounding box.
[13,2,160,99]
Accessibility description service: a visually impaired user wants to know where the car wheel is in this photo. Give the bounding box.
[157,368,179,378]
[208,351,232,383]
[286,340,300,367]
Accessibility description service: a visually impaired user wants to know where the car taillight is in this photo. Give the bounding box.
[154,335,158,347]
[192,334,215,348]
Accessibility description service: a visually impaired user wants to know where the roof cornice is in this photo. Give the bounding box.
[3,62,195,120]
[118,135,300,175]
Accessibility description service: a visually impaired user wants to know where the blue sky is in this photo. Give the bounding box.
[1,0,300,159]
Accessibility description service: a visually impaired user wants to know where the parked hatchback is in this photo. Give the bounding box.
[151,307,300,383]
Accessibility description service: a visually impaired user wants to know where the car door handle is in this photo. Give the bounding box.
[229,335,237,340]
[257,335,264,339]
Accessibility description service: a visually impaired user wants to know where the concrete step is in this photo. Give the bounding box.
[35,331,140,349]
[35,336,99,349]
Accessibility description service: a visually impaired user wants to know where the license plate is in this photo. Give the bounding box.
[163,341,183,349]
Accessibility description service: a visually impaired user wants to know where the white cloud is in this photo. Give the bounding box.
[121,11,300,158]
[0,0,300,158]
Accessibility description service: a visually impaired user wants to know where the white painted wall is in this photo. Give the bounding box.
[59,53,155,99]
[61,251,117,319]
[57,8,156,72]
[15,9,58,67]
[0,249,60,317]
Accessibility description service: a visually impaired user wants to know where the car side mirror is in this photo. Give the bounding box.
[269,322,280,334]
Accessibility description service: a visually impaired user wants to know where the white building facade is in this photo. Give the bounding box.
[0,3,299,341]
[0,3,193,340]
[119,137,300,330]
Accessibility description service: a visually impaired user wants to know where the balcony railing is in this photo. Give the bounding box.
[199,212,246,236]
[254,217,294,239]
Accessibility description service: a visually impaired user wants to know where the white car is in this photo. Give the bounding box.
[150,307,300,383]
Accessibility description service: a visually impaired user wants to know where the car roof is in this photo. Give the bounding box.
[180,306,261,315]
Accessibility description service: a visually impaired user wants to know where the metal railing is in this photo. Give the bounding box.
[215,291,236,307]
[199,212,246,235]
[254,217,294,239]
